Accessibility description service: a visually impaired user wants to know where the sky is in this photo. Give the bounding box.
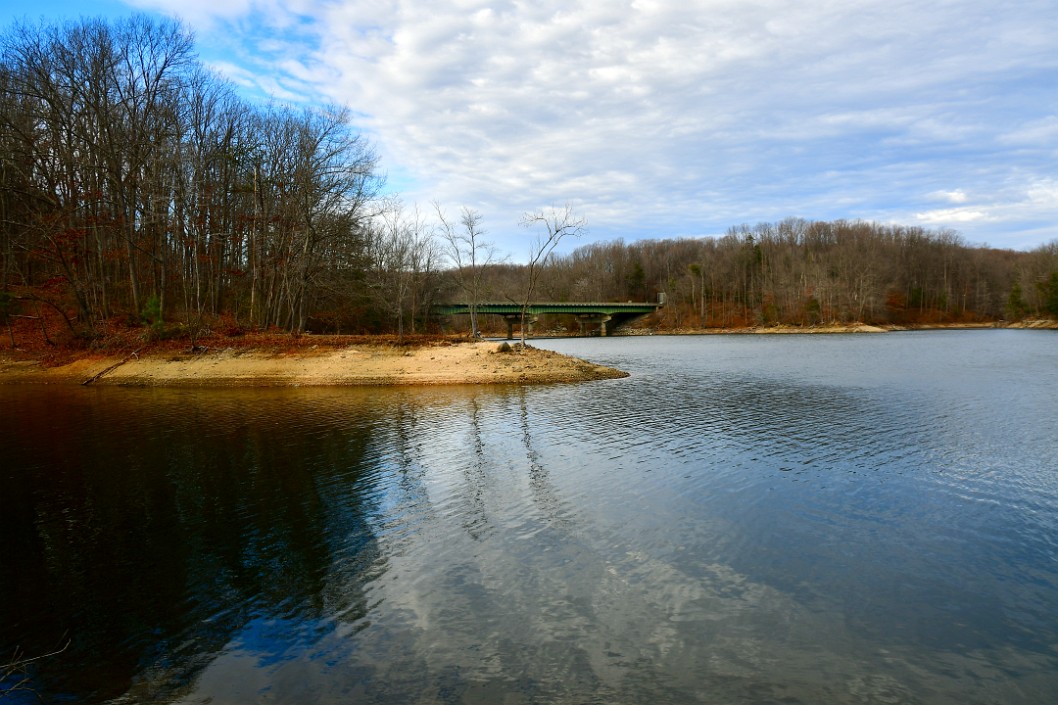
[4,0,1058,257]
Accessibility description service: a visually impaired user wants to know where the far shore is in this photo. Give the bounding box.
[1,320,1054,388]
[621,319,1058,335]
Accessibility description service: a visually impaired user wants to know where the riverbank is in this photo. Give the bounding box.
[3,320,1054,387]
[651,323,891,334]
[0,340,629,387]
[625,320,1058,335]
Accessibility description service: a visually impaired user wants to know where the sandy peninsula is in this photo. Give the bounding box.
[0,341,628,387]
[3,320,1054,387]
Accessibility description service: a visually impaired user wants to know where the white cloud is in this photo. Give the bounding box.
[927,190,969,204]
[913,178,1058,245]
[121,0,1058,253]
[1026,179,1058,208]
[915,207,991,224]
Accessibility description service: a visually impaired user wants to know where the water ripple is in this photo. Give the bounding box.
[4,332,1058,704]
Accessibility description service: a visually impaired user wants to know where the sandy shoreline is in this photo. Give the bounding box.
[0,341,629,387]
[634,320,1058,335]
[2,321,1054,387]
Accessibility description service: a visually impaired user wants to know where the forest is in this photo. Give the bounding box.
[1,16,1057,348]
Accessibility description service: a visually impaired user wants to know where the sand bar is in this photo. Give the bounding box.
[0,341,628,387]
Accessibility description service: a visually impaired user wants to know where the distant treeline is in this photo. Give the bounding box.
[522,220,1058,330]
[1,17,1056,344]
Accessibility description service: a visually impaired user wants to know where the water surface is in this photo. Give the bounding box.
[2,330,1057,704]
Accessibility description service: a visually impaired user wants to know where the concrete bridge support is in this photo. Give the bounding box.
[504,314,538,340]
[577,313,612,337]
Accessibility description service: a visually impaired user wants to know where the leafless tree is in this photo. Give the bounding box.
[0,16,381,337]
[518,204,585,347]
[435,203,497,336]
[366,199,439,338]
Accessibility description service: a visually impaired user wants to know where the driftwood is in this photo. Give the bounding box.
[82,348,141,386]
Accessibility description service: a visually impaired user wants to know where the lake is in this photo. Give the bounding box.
[2,330,1057,704]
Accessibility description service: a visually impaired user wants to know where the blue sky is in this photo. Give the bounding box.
[4,0,1058,257]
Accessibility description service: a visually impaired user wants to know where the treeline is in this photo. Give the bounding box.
[465,220,1058,332]
[2,17,1056,345]
[0,15,391,340]
[446,220,1058,334]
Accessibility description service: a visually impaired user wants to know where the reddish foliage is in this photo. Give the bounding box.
[885,290,907,312]
[1,305,468,367]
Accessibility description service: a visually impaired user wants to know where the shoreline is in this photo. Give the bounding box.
[2,321,1054,388]
[622,320,1058,335]
[0,341,629,387]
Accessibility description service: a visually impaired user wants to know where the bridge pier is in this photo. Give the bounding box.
[504,314,537,340]
[577,313,612,337]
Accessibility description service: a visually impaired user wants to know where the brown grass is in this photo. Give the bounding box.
[0,311,472,368]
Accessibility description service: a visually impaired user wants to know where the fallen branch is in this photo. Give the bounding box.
[1,638,70,702]
[2,639,70,671]
[82,348,142,386]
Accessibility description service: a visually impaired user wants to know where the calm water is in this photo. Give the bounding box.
[2,330,1057,704]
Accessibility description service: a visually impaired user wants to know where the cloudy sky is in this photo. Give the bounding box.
[5,0,1058,256]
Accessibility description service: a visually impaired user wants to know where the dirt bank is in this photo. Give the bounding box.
[643,323,899,335]
[633,320,1058,335]
[1004,319,1058,330]
[0,341,628,387]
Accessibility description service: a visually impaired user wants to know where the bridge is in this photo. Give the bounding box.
[434,299,664,339]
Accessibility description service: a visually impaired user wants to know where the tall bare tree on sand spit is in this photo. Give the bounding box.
[436,203,497,337]
[518,205,585,349]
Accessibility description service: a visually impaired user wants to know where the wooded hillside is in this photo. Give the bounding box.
[2,17,1056,348]
[526,220,1058,330]
[0,16,383,341]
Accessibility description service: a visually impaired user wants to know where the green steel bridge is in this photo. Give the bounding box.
[434,299,664,338]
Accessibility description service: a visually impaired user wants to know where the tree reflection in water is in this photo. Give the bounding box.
[1,388,387,702]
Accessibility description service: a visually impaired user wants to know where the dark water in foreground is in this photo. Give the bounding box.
[2,330,1057,704]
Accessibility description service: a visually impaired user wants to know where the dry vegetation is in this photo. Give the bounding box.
[2,17,1056,365]
[0,310,628,386]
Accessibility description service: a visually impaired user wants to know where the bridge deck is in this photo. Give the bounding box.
[434,301,663,337]
[434,301,661,316]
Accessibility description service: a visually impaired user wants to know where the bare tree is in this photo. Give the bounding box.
[366,198,439,338]
[435,203,497,336]
[0,16,383,337]
[518,204,585,347]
